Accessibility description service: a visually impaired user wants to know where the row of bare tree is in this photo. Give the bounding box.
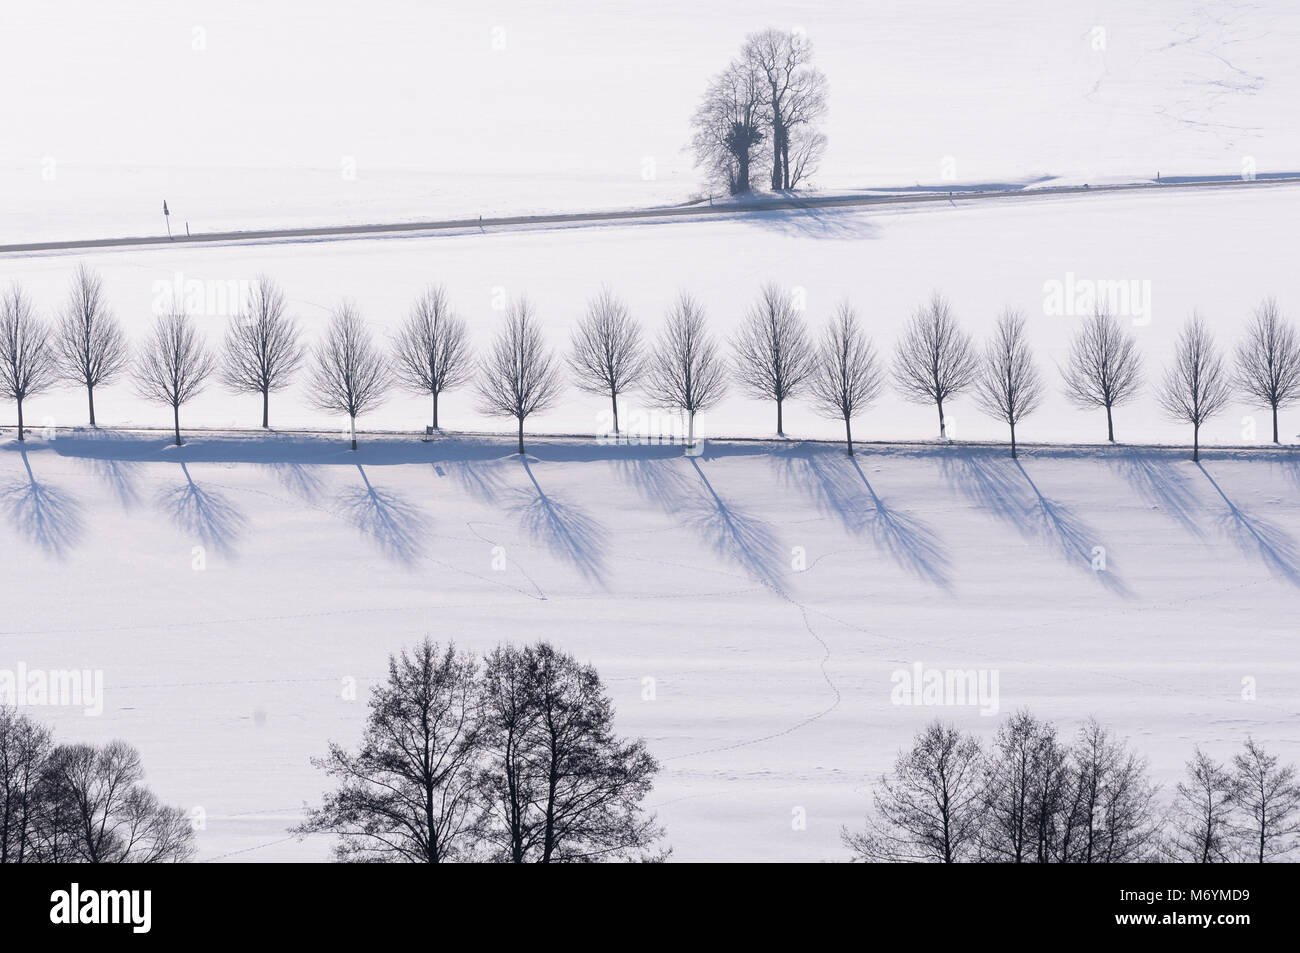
[0,707,195,863]
[3,269,1297,459]
[295,638,666,863]
[844,713,1300,863]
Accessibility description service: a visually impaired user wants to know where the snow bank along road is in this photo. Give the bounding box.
[4,174,1298,255]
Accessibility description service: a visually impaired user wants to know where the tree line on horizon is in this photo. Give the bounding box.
[844,712,1300,863]
[2,266,1298,460]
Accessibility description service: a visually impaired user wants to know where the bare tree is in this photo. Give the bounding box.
[1157,313,1233,462]
[308,302,391,451]
[892,293,979,439]
[477,643,666,863]
[568,286,644,435]
[392,285,473,432]
[975,309,1044,458]
[1055,718,1157,863]
[1170,748,1237,863]
[35,741,195,863]
[808,302,883,454]
[732,283,813,437]
[1061,309,1143,442]
[743,28,829,190]
[476,297,563,455]
[0,285,58,443]
[1231,737,1300,863]
[297,640,482,863]
[0,708,52,863]
[54,264,128,427]
[134,311,215,446]
[978,710,1066,862]
[690,59,765,196]
[220,275,304,428]
[644,294,727,446]
[1235,298,1300,444]
[843,721,984,863]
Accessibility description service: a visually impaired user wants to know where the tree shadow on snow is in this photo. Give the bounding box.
[1110,449,1204,538]
[774,446,952,589]
[334,464,429,565]
[157,462,247,558]
[1197,463,1300,587]
[509,458,608,586]
[0,450,84,559]
[939,449,1131,596]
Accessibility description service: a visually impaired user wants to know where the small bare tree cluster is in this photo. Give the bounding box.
[55,264,128,427]
[297,638,667,863]
[307,302,391,451]
[134,311,216,446]
[1235,298,1300,444]
[644,294,727,445]
[221,275,304,428]
[1061,309,1143,442]
[568,286,644,434]
[974,309,1044,458]
[1157,313,1233,462]
[808,302,883,454]
[732,283,813,436]
[477,298,563,455]
[690,28,828,194]
[392,284,473,431]
[892,293,979,439]
[0,707,195,863]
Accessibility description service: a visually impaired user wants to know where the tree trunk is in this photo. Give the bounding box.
[88,385,96,428]
[173,404,181,446]
[1010,420,1017,458]
[262,389,269,428]
[1193,423,1199,462]
[350,416,357,451]
[1272,405,1279,444]
[937,398,946,439]
[845,416,853,456]
[776,398,784,437]
[432,390,439,431]
[517,416,525,455]
[16,398,24,442]
[688,410,696,446]
[1106,403,1114,442]
[611,393,619,435]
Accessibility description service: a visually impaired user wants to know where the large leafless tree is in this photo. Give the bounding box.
[392,285,473,432]
[1232,737,1300,863]
[476,298,563,455]
[1061,309,1143,442]
[308,303,391,451]
[297,640,483,862]
[808,302,883,455]
[0,285,58,443]
[134,311,216,446]
[1234,297,1300,444]
[974,309,1044,458]
[644,294,727,446]
[690,59,766,195]
[54,264,128,427]
[892,293,979,439]
[220,275,304,428]
[1170,748,1237,863]
[568,286,644,435]
[1157,313,1232,462]
[743,28,828,190]
[732,283,814,437]
[0,707,52,863]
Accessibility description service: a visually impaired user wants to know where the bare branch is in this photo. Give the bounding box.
[731,283,814,436]
[476,297,563,454]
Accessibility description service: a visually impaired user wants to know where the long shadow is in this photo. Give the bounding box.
[157,462,247,557]
[0,450,84,558]
[267,460,325,501]
[686,458,788,595]
[1111,450,1204,538]
[72,430,142,509]
[774,446,951,588]
[1197,463,1300,587]
[939,449,1129,595]
[335,464,428,564]
[511,458,608,585]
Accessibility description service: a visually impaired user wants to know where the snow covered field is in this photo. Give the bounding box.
[4,0,1299,243]
[2,434,1296,861]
